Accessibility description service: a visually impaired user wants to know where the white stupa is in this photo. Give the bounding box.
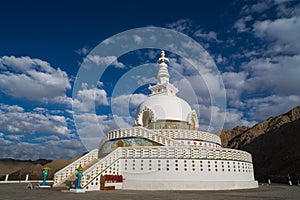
[54,51,258,191]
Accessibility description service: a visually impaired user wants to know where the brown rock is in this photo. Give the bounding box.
[220,105,300,183]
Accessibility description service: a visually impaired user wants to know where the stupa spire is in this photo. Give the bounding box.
[157,50,170,84]
[148,50,178,96]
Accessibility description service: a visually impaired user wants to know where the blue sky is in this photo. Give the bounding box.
[0,0,299,160]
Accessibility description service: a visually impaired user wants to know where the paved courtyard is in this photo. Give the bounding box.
[0,183,299,200]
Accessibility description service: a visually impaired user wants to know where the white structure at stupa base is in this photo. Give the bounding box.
[53,51,258,191]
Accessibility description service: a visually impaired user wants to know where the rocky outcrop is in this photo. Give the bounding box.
[0,157,79,180]
[219,126,249,147]
[220,105,300,183]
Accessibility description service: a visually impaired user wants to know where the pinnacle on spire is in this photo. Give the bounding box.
[148,50,179,96]
[158,50,169,65]
[161,50,165,58]
[157,50,170,84]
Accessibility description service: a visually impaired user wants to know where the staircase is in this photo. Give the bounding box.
[53,149,98,187]
[80,148,122,191]
[79,126,192,191]
[53,126,192,190]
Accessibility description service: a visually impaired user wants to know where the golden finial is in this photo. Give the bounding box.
[42,166,50,171]
[77,165,84,171]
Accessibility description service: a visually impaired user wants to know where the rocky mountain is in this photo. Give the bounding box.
[0,157,78,180]
[220,105,300,183]
[218,126,249,147]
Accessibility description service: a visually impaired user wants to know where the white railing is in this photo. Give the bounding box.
[107,127,221,146]
[176,139,222,149]
[81,148,122,189]
[53,149,98,186]
[153,129,221,145]
[107,126,187,147]
[119,146,253,163]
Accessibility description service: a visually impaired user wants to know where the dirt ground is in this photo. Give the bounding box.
[0,183,299,200]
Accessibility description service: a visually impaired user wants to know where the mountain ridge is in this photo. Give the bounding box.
[220,105,300,183]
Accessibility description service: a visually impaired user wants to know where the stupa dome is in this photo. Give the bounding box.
[135,51,198,130]
[137,94,192,122]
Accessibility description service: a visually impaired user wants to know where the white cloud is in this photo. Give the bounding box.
[194,104,256,131]
[215,54,227,64]
[275,1,300,17]
[227,2,300,124]
[0,137,85,160]
[111,93,147,117]
[75,47,90,55]
[234,15,253,33]
[85,55,125,68]
[251,1,271,13]
[0,104,71,136]
[166,19,220,43]
[135,75,156,86]
[0,56,71,103]
[241,1,273,15]
[166,18,194,33]
[244,55,300,96]
[6,135,24,140]
[246,95,300,121]
[253,16,300,54]
[194,30,220,42]
[32,135,60,142]
[171,70,223,110]
[133,35,142,44]
[33,107,48,113]
[221,54,300,123]
[74,113,131,149]
[222,71,248,107]
[72,83,109,112]
[240,0,297,16]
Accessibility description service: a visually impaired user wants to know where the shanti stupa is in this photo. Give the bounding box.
[53,51,258,191]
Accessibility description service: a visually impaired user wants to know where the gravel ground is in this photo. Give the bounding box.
[0,183,299,200]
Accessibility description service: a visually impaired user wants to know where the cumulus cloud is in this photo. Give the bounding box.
[166,18,195,34]
[166,18,221,43]
[5,134,24,140]
[253,16,300,54]
[222,71,248,107]
[133,35,143,44]
[194,104,256,131]
[240,0,298,16]
[244,55,300,96]
[0,56,71,103]
[72,82,109,112]
[234,15,253,33]
[0,104,71,136]
[246,95,300,121]
[171,59,226,105]
[85,55,125,68]
[222,54,300,122]
[227,1,300,125]
[111,93,147,117]
[0,137,85,160]
[32,135,60,142]
[74,113,131,150]
[241,0,273,15]
[75,47,91,55]
[194,30,220,42]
